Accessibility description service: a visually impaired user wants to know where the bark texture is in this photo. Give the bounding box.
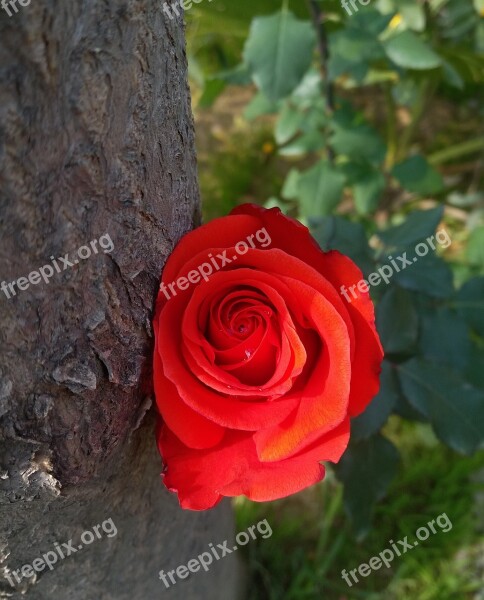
[0,1,239,597]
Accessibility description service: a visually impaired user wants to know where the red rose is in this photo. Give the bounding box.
[153,204,383,510]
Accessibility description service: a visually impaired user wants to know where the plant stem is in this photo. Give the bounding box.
[384,83,398,169]
[306,0,334,113]
[428,137,484,165]
[398,78,436,161]
[306,0,335,161]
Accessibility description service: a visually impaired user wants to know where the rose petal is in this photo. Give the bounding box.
[153,347,225,449]
[182,272,306,394]
[231,204,383,416]
[158,418,350,510]
[157,278,301,429]
[254,275,351,461]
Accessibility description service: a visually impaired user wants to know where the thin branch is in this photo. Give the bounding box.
[306,0,335,161]
[306,0,335,114]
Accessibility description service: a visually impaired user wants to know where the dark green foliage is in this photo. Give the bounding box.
[189,0,484,544]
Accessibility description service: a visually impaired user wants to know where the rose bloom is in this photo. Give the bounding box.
[153,204,383,510]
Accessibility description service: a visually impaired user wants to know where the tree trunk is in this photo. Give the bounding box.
[0,1,240,598]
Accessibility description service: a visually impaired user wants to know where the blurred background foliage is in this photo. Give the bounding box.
[185,1,484,598]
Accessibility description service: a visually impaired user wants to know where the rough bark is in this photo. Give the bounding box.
[0,1,239,598]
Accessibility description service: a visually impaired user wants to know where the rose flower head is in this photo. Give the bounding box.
[153,204,383,510]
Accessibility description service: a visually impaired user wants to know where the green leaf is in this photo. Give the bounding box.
[399,0,426,31]
[328,15,387,83]
[336,435,400,539]
[243,10,316,101]
[441,59,465,89]
[198,79,226,109]
[281,168,301,200]
[455,277,484,336]
[341,161,385,215]
[216,63,252,86]
[275,103,307,145]
[466,344,484,390]
[437,45,484,85]
[290,68,322,107]
[311,217,374,275]
[352,168,386,214]
[278,131,326,156]
[352,361,398,441]
[392,78,420,107]
[328,54,369,84]
[243,92,278,121]
[438,0,479,41]
[331,124,386,165]
[377,286,419,353]
[392,155,444,195]
[377,206,444,248]
[477,21,484,54]
[296,160,346,218]
[347,9,394,35]
[467,226,484,269]
[330,28,382,63]
[398,358,484,454]
[393,254,454,298]
[276,97,327,151]
[331,100,361,129]
[419,309,470,370]
[383,31,442,70]
[394,392,428,422]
